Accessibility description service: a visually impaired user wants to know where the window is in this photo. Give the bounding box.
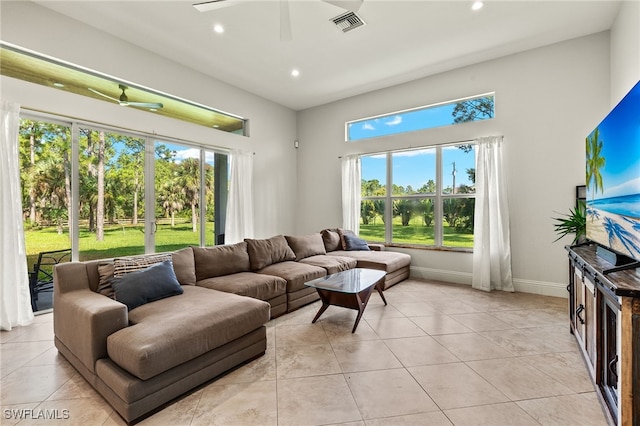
[2,43,247,134]
[360,143,476,249]
[346,94,494,141]
[19,116,228,263]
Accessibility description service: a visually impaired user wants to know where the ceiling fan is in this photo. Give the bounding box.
[193,0,364,41]
[88,84,164,109]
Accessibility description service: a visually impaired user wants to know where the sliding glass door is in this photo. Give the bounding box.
[77,126,146,260]
[19,116,228,261]
[153,141,202,252]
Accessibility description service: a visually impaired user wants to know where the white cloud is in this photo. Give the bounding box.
[602,177,640,198]
[173,148,200,161]
[385,116,402,126]
[362,122,375,131]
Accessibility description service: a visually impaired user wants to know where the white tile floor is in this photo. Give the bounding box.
[0,279,609,425]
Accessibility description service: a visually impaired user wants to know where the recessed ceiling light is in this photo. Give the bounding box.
[149,108,158,112]
[213,24,224,34]
[53,82,65,87]
[213,124,220,128]
[291,69,300,77]
[471,1,483,11]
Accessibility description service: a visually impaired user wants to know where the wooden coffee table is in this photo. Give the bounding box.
[305,268,386,333]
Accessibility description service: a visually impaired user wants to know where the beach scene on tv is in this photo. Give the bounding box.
[586,80,640,261]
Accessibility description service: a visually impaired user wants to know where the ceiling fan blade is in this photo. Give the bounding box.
[322,0,363,12]
[280,0,292,42]
[88,87,120,103]
[128,102,164,109]
[193,0,242,12]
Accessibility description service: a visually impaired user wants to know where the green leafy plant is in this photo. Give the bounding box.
[552,200,587,244]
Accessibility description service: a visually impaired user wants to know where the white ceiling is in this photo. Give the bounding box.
[35,0,621,111]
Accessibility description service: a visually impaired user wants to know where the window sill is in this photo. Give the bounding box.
[378,243,473,253]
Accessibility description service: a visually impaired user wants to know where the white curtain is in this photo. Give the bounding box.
[341,155,361,234]
[472,136,514,292]
[1,101,34,330]
[225,149,254,244]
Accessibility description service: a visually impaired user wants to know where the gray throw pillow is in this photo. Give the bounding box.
[343,233,371,251]
[111,260,183,311]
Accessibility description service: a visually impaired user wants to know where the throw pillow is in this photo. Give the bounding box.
[113,253,172,277]
[97,262,116,299]
[192,242,251,281]
[337,228,357,250]
[111,260,183,311]
[343,233,371,251]
[245,235,296,271]
[321,229,341,252]
[285,233,327,261]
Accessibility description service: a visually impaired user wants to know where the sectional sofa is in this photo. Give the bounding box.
[53,229,411,422]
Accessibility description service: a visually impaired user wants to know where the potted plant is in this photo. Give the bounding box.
[552,200,587,244]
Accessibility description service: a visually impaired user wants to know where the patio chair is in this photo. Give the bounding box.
[29,248,71,311]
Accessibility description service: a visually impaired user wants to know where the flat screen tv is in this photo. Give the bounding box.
[585,80,640,267]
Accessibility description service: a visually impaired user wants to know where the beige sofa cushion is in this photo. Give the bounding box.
[299,255,357,275]
[193,242,250,281]
[285,233,326,261]
[197,272,286,302]
[257,261,326,293]
[321,229,341,252]
[329,250,411,273]
[107,286,269,380]
[245,235,295,271]
[171,247,196,285]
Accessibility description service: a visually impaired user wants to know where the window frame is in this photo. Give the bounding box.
[19,111,229,262]
[360,142,476,251]
[346,93,494,142]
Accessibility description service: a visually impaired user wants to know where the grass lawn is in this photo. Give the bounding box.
[360,216,473,248]
[25,221,215,267]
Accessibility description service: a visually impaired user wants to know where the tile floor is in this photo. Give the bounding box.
[0,279,609,425]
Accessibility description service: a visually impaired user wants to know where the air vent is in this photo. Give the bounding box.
[331,11,365,33]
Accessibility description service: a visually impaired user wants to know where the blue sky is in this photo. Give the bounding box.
[348,103,457,141]
[362,146,475,190]
[589,80,640,200]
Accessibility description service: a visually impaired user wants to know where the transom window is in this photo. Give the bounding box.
[346,93,494,141]
[360,143,476,249]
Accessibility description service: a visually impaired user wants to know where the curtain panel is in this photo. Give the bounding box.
[472,136,514,292]
[1,101,34,330]
[341,155,361,234]
[224,149,254,244]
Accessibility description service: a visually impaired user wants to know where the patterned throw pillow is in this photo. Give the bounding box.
[113,254,172,277]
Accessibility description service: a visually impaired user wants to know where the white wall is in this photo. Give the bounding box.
[297,33,611,297]
[0,1,298,239]
[610,1,640,106]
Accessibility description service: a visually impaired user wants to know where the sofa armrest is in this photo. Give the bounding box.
[368,244,385,251]
[54,264,127,374]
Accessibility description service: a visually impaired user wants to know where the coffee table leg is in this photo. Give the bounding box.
[312,303,330,323]
[352,286,375,333]
[376,282,387,306]
[312,290,331,323]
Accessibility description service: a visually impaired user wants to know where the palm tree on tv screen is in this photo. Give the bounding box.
[586,127,606,204]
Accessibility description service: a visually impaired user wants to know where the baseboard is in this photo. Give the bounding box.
[512,278,568,298]
[410,266,472,286]
[410,266,568,298]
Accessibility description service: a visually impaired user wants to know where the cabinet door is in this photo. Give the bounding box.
[584,275,596,367]
[573,267,586,338]
[573,267,597,374]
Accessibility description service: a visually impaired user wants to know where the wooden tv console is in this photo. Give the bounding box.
[566,244,639,426]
